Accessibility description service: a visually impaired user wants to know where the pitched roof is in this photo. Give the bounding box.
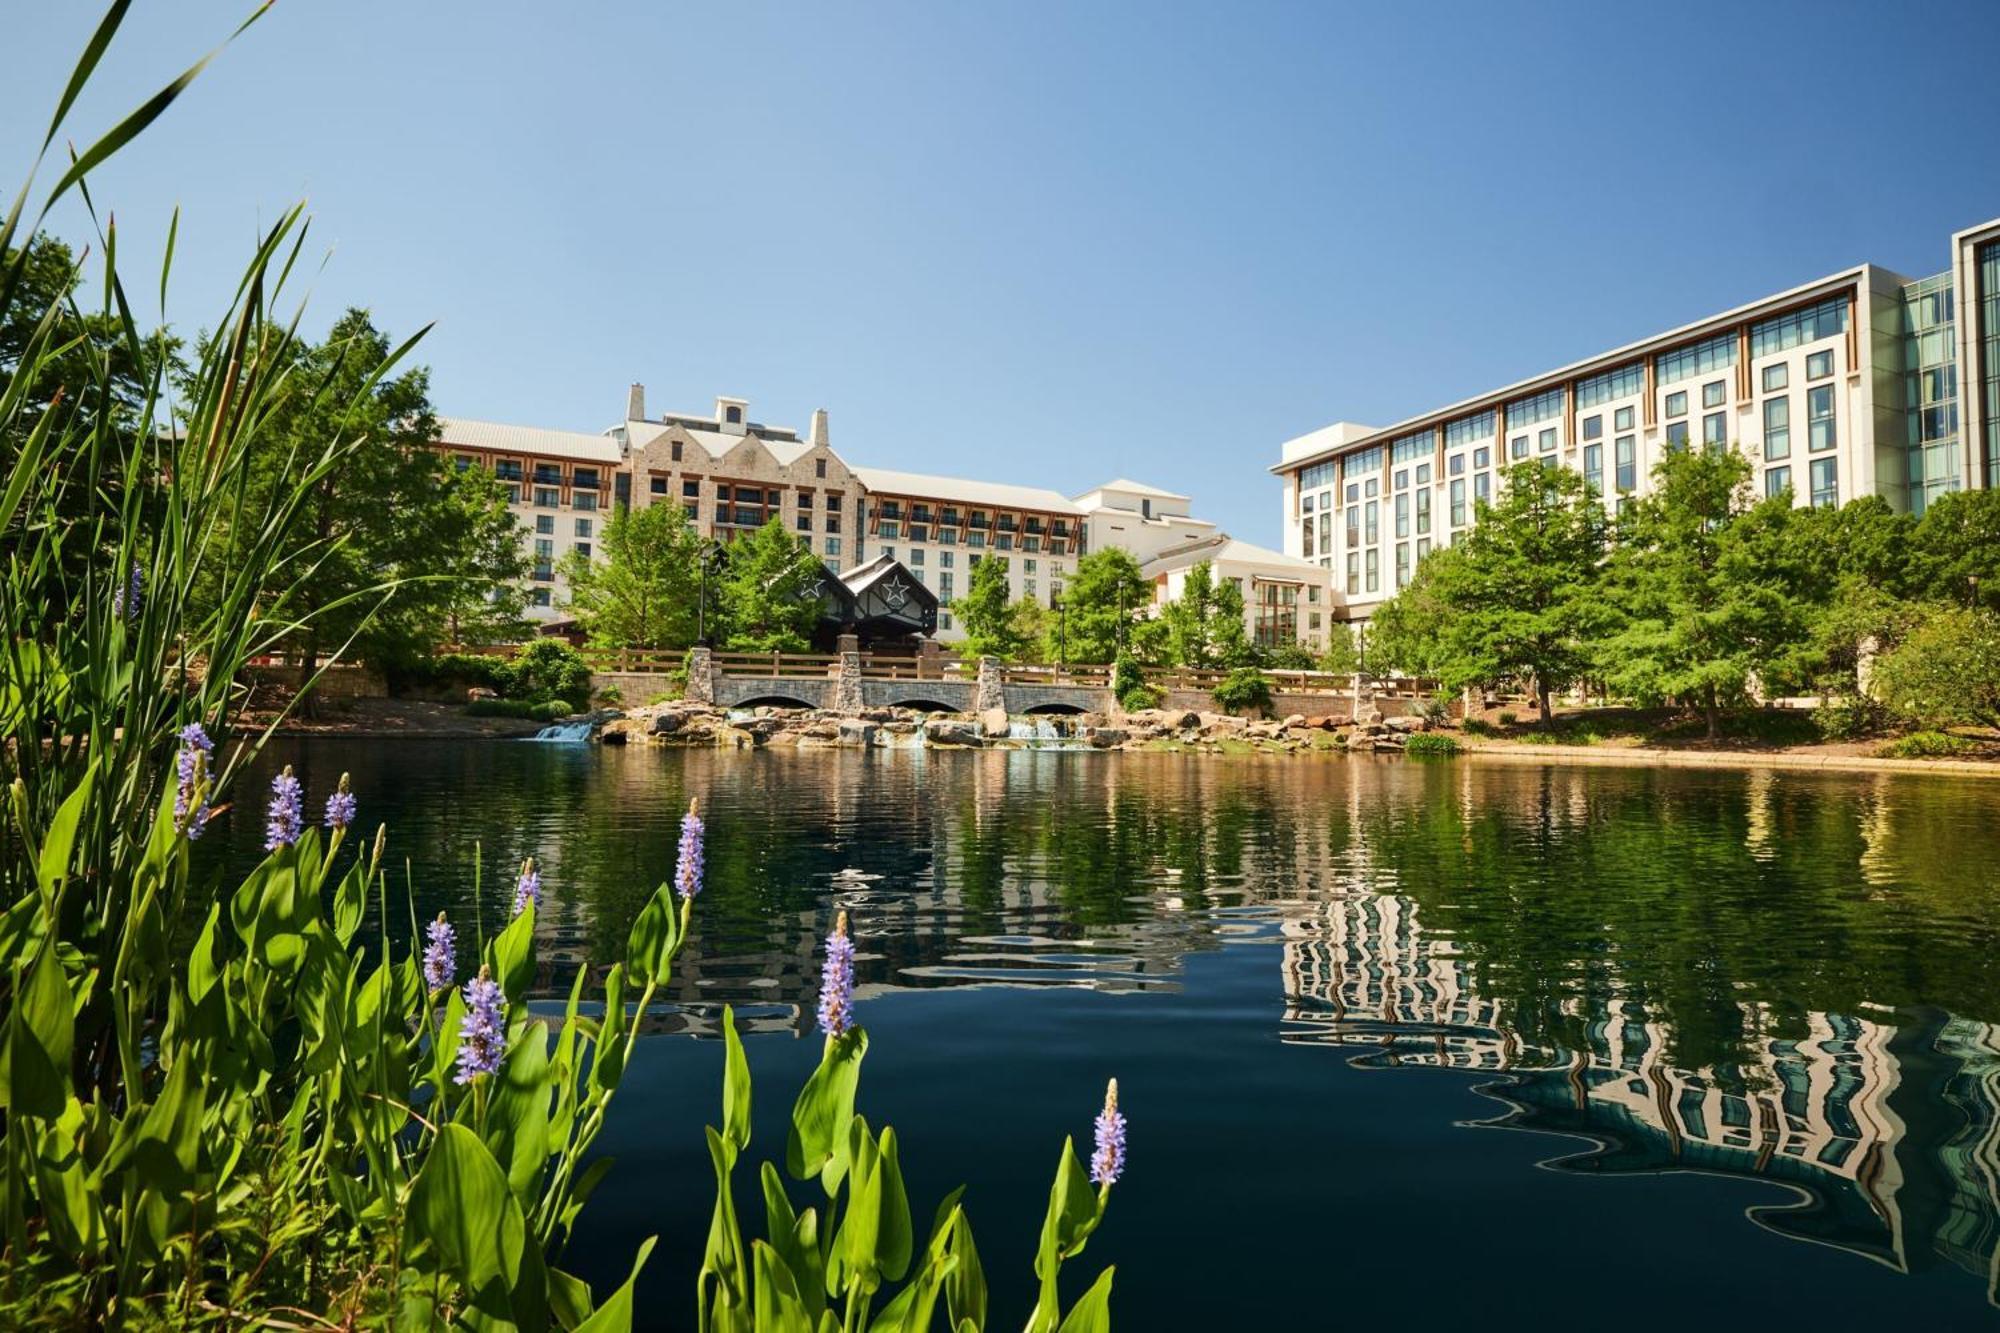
[848,466,1082,514]
[626,421,814,467]
[438,418,623,463]
[1143,532,1324,575]
[1081,477,1190,501]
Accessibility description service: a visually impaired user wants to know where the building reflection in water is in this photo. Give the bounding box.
[1279,889,2000,1303]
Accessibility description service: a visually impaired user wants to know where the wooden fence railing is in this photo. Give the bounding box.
[707,651,840,679]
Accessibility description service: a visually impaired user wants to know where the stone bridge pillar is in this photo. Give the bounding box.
[974,656,1006,715]
[686,646,716,705]
[918,637,943,681]
[1351,671,1379,724]
[833,634,864,714]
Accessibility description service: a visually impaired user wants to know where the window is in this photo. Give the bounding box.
[1749,295,1847,358]
[1415,486,1430,535]
[671,441,683,462]
[816,458,827,478]
[1763,397,1790,459]
[1449,478,1466,527]
[1393,468,1408,490]
[825,537,841,558]
[530,588,551,608]
[533,487,560,507]
[1615,435,1636,492]
[574,492,598,511]
[1302,492,1315,514]
[1808,386,1835,452]
[879,520,900,539]
[533,464,563,486]
[1582,443,1603,494]
[683,503,698,522]
[574,518,592,538]
[1762,363,1789,392]
[910,548,926,566]
[573,542,591,560]
[1807,349,1834,380]
[880,545,895,561]
[825,492,842,511]
[1655,331,1737,386]
[1395,542,1410,588]
[1473,472,1490,506]
[1510,435,1529,460]
[1345,553,1359,595]
[1810,458,1838,507]
[1364,500,1378,543]
[1702,381,1726,409]
[725,405,742,424]
[797,512,813,532]
[1364,478,1378,498]
[1506,386,1565,427]
[535,514,554,535]
[1665,421,1690,447]
[1576,363,1644,408]
[1301,459,1337,491]
[1448,453,1465,476]
[1582,414,1603,440]
[1665,390,1688,418]
[1615,406,1635,432]
[1415,462,1430,484]
[1703,412,1727,448]
[940,551,954,568]
[649,476,668,495]
[1444,411,1495,447]
[1394,493,1409,538]
[683,479,700,498]
[1765,465,1792,499]
[938,572,953,600]
[495,461,523,482]
[573,468,600,490]
[1538,427,1557,453]
[1473,446,1490,469]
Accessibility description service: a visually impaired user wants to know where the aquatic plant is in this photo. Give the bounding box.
[324,770,358,830]
[513,856,542,915]
[676,797,705,900]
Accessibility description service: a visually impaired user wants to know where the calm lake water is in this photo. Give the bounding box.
[218,740,2000,1329]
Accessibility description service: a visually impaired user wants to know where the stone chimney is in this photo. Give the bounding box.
[808,408,829,448]
[626,382,646,422]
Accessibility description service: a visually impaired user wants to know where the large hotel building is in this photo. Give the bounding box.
[440,387,1334,650]
[1274,215,2000,625]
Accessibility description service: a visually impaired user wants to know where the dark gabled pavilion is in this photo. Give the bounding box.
[808,552,937,649]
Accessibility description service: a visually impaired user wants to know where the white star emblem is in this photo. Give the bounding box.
[882,576,911,609]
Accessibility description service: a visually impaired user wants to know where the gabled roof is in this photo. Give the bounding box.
[1142,531,1324,575]
[439,418,623,463]
[1080,477,1189,501]
[848,466,1083,514]
[626,420,816,468]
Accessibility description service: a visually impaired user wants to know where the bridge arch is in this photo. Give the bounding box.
[1022,702,1089,716]
[880,696,962,714]
[732,694,821,711]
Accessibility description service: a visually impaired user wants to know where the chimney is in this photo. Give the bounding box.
[716,396,749,435]
[626,382,646,422]
[808,408,829,448]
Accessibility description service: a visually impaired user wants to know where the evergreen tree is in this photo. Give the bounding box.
[952,554,1026,659]
[561,500,703,651]
[1057,547,1150,664]
[718,517,823,652]
[1600,448,1808,738]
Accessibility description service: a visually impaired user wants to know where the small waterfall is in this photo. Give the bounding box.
[1004,716,1088,750]
[528,720,594,743]
[876,721,927,750]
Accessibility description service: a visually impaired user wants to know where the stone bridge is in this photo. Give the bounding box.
[676,644,1114,715]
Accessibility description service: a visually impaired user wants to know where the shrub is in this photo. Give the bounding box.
[594,683,625,708]
[1814,693,1896,741]
[1877,730,1981,759]
[1497,710,1518,726]
[1871,605,2000,730]
[1212,666,1274,715]
[1403,732,1461,757]
[1119,682,1164,711]
[504,637,594,711]
[1265,641,1317,670]
[1113,656,1163,711]
[1417,694,1453,727]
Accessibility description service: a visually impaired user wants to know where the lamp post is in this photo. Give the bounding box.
[696,540,725,646]
[1971,573,1982,611]
[1115,582,1126,657]
[1058,596,1068,669]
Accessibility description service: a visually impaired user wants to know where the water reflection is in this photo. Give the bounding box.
[226,742,2000,1304]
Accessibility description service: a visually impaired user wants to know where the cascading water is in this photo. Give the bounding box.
[1003,716,1089,750]
[527,720,593,743]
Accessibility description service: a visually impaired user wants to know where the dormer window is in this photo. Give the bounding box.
[725,405,742,425]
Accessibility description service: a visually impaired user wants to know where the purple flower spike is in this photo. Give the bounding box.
[173,723,214,839]
[454,965,506,1084]
[114,561,144,624]
[1091,1079,1127,1187]
[675,799,704,901]
[423,913,456,992]
[265,767,303,852]
[512,859,541,917]
[323,773,357,831]
[816,910,856,1039]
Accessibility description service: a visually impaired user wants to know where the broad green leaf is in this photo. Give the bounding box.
[331,858,368,945]
[575,1236,655,1333]
[874,1128,913,1284]
[623,886,677,988]
[405,1123,525,1314]
[786,1028,867,1190]
[702,1126,747,1310]
[487,1019,553,1202]
[491,901,537,1005]
[722,1003,751,1151]
[943,1197,987,1332]
[35,766,95,903]
[761,1162,825,1321]
[1056,1267,1114,1333]
[4,942,74,1117]
[752,1241,815,1333]
[548,1267,594,1331]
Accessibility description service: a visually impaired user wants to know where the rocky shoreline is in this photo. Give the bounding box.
[595,700,1440,754]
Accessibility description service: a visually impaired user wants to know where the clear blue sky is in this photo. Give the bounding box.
[9,1,2000,544]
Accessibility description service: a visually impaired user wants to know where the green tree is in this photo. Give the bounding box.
[1377,462,1606,728]
[1601,447,1809,738]
[200,308,520,673]
[1159,561,1252,668]
[718,516,822,652]
[1315,622,1361,674]
[953,554,1025,659]
[1012,595,1054,663]
[1870,604,2000,729]
[1058,547,1150,664]
[562,500,703,651]
[1910,488,2000,608]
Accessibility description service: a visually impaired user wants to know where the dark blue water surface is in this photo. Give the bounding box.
[217,740,2000,1329]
